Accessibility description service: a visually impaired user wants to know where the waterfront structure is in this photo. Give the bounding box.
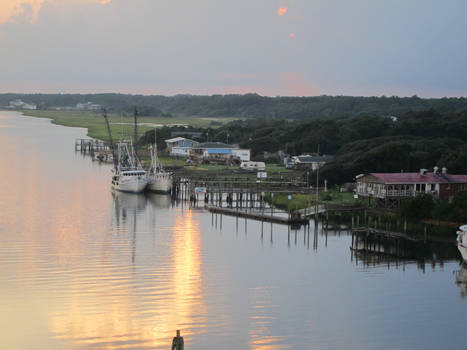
[291,154,334,170]
[356,167,467,208]
[165,137,199,157]
[190,142,250,163]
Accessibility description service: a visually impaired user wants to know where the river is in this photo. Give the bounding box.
[0,111,466,349]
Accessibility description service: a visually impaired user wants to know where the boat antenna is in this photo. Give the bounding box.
[102,108,118,170]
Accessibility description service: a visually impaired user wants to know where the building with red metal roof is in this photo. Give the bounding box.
[355,167,467,207]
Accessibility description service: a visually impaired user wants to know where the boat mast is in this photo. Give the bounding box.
[154,128,157,170]
[102,108,118,170]
[133,107,139,158]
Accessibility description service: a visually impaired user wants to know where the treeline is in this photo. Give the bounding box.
[2,93,467,120]
[401,193,467,223]
[143,109,467,185]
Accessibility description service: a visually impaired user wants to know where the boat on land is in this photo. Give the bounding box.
[457,225,467,262]
[147,130,172,194]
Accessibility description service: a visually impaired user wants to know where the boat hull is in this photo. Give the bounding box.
[458,244,467,263]
[148,173,172,194]
[112,177,148,193]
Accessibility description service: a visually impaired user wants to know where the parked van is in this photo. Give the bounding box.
[240,161,266,171]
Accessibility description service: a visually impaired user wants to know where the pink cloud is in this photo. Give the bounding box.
[281,72,316,96]
[277,7,288,16]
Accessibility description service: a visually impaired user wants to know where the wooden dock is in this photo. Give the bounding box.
[205,204,309,225]
[351,227,420,242]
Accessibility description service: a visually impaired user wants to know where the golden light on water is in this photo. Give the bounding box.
[47,208,206,349]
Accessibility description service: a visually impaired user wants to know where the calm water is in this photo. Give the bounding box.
[0,111,466,350]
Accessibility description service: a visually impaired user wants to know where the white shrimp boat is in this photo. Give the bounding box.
[103,108,149,193]
[111,142,149,193]
[147,133,172,194]
[457,225,467,262]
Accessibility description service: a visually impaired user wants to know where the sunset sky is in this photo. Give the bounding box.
[0,0,466,97]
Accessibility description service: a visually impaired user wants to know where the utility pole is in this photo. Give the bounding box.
[315,144,320,221]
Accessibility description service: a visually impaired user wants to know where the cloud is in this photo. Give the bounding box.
[0,0,111,24]
[281,72,315,96]
[0,0,45,24]
[277,7,288,16]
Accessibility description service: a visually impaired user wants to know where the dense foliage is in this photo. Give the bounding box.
[2,93,467,120]
[401,192,467,223]
[143,109,467,185]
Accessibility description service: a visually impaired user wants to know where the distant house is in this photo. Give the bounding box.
[165,137,199,157]
[9,99,37,110]
[76,102,101,111]
[356,167,467,207]
[190,142,250,162]
[291,155,334,170]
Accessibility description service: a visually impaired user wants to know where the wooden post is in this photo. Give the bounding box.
[172,330,184,350]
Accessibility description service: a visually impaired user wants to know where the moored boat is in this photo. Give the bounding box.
[103,109,149,193]
[457,225,467,262]
[111,142,149,193]
[147,131,172,194]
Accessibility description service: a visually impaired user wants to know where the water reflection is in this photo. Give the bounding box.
[350,229,459,272]
[455,264,467,298]
[48,194,206,349]
[248,286,287,350]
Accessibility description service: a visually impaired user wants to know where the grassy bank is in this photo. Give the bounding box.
[266,189,358,211]
[23,110,237,142]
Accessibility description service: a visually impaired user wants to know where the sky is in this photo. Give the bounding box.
[0,0,466,97]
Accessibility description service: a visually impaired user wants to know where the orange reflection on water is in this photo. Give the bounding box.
[48,207,206,349]
[249,286,288,350]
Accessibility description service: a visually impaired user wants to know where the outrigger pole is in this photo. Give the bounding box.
[102,108,118,170]
[133,107,139,157]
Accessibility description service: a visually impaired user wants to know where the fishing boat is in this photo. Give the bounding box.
[457,225,467,262]
[111,142,149,193]
[147,130,172,193]
[103,108,149,193]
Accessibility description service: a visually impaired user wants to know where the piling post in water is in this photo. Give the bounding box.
[171,330,184,350]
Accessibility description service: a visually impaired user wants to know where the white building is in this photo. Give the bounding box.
[232,149,251,162]
[165,137,199,157]
[9,99,37,110]
[76,102,101,111]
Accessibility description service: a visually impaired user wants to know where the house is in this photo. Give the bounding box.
[76,102,101,111]
[291,155,334,170]
[9,99,37,110]
[165,137,199,157]
[355,167,467,208]
[190,142,250,163]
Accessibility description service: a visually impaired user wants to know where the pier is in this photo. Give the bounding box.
[205,204,309,225]
[75,138,113,162]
